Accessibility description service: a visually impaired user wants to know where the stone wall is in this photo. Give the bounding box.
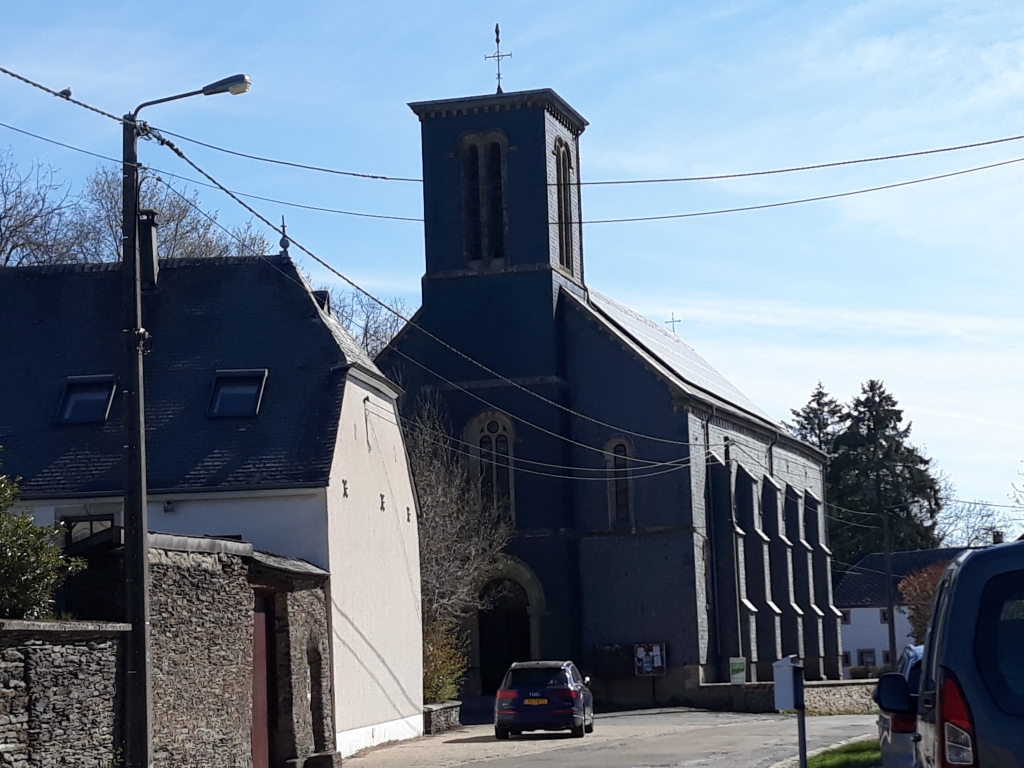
[272,584,335,764]
[0,621,128,768]
[804,679,876,715]
[149,549,253,768]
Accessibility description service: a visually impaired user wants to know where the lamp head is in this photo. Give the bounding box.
[202,74,251,97]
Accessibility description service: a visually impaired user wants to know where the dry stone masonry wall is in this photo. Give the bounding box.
[149,549,253,768]
[0,622,125,768]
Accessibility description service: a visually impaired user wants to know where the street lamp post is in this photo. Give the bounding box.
[121,74,250,768]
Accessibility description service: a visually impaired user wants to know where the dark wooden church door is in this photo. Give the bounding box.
[478,580,531,693]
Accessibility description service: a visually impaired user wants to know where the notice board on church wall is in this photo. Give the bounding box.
[634,643,667,676]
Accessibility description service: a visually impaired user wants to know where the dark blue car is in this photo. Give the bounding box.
[493,660,595,739]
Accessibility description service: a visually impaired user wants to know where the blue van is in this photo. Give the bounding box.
[876,540,1024,767]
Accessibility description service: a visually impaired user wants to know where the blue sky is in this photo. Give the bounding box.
[4,1,1024,532]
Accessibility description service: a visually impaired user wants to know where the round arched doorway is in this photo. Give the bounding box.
[477,579,532,694]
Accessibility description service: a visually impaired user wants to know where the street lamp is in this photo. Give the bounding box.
[121,74,250,768]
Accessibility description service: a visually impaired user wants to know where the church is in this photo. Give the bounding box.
[377,86,843,705]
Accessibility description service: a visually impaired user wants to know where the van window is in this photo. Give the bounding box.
[922,573,953,694]
[974,570,1024,715]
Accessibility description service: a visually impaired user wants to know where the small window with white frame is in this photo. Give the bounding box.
[62,514,114,547]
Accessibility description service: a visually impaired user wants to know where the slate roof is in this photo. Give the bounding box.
[0,256,379,499]
[568,289,785,434]
[833,548,968,608]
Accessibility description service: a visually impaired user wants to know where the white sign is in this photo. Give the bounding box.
[633,643,667,676]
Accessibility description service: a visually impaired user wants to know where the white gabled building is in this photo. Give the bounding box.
[0,255,423,758]
[833,548,966,676]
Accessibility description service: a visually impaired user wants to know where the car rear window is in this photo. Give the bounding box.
[974,570,1024,715]
[505,668,569,689]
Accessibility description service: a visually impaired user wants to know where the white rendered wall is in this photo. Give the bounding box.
[840,606,914,677]
[328,376,423,756]
[24,489,330,569]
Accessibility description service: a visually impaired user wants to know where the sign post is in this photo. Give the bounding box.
[773,655,807,768]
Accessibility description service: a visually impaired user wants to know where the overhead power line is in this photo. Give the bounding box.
[6,63,1024,192]
[5,118,1022,231]
[147,168,703,460]
[580,156,1024,224]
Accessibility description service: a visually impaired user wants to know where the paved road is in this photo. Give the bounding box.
[347,710,876,768]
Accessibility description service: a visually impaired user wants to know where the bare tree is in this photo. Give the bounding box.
[404,398,512,702]
[331,289,411,359]
[0,149,78,266]
[70,166,272,262]
[898,561,949,644]
[936,475,1017,546]
[406,397,512,624]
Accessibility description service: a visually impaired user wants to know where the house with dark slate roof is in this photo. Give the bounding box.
[0,255,423,757]
[833,548,966,675]
[378,86,843,705]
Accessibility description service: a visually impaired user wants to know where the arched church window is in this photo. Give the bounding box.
[462,132,507,266]
[554,139,574,272]
[466,412,514,521]
[605,438,634,526]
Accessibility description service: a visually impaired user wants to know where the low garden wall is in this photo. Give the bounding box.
[804,679,876,715]
[0,620,129,768]
[423,701,462,734]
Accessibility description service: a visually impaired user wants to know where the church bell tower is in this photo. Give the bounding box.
[408,89,589,285]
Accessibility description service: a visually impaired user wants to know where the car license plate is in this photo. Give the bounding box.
[523,698,548,705]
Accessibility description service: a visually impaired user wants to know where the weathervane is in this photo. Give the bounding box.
[665,312,681,333]
[485,23,512,94]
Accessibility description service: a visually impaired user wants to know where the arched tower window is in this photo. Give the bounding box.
[465,412,515,521]
[554,139,574,273]
[605,437,634,527]
[462,132,507,266]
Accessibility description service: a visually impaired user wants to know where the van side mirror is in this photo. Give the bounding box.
[876,672,911,714]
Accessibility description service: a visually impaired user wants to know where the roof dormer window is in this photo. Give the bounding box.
[57,376,117,423]
[208,369,267,417]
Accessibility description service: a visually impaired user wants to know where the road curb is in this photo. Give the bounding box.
[765,733,876,768]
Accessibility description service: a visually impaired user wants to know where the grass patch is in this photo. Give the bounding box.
[807,739,880,768]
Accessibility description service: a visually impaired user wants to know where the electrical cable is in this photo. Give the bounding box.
[5,65,1024,226]
[151,171,712,465]
[0,65,122,123]
[579,156,1024,224]
[144,128,743,453]
[4,115,1022,232]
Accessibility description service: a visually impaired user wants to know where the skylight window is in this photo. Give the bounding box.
[208,369,267,417]
[57,376,117,423]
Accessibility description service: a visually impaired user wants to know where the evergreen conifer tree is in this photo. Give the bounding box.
[826,380,941,568]
[789,381,844,453]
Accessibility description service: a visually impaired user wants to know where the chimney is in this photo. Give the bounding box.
[139,208,159,288]
[993,530,1004,545]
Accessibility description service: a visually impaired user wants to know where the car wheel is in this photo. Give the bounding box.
[495,726,510,740]
[571,723,585,738]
